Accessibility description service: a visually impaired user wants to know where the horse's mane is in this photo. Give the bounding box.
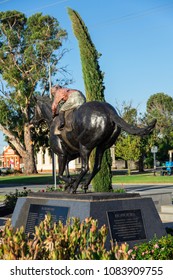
[36,95,52,109]
[36,95,51,103]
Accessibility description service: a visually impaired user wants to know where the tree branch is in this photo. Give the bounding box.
[0,124,26,156]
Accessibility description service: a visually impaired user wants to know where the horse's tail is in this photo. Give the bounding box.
[112,113,157,136]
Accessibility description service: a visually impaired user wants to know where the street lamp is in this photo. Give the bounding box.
[48,63,57,189]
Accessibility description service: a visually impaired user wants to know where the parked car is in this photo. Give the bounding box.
[0,167,14,175]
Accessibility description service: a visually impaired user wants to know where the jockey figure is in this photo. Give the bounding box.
[51,85,86,130]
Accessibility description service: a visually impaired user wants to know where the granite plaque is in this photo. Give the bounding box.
[107,209,146,242]
[25,204,69,234]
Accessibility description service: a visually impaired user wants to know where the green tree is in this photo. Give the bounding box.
[68,8,112,192]
[146,92,173,163]
[115,103,142,174]
[146,93,173,134]
[0,11,67,173]
[115,134,141,174]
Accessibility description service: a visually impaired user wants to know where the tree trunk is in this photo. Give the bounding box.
[127,160,131,175]
[0,123,37,174]
[23,123,37,174]
[22,153,37,174]
[138,155,144,172]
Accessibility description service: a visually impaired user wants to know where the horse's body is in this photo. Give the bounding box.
[33,96,156,193]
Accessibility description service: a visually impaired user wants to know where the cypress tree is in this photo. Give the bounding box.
[68,8,112,192]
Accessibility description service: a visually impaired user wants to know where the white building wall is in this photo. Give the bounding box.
[36,148,76,172]
[36,146,116,172]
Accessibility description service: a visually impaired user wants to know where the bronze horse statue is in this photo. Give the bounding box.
[32,95,156,193]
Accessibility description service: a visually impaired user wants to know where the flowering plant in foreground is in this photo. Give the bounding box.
[129,235,173,260]
[0,214,173,260]
[0,215,129,260]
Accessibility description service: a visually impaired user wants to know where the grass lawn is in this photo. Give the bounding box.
[112,172,173,184]
[0,174,55,185]
[0,171,173,185]
[0,172,172,204]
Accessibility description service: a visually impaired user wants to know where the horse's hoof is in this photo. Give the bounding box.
[67,186,76,194]
[71,187,77,194]
[81,184,88,193]
[67,187,72,193]
[64,184,70,191]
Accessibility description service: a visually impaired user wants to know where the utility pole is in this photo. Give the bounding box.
[49,63,57,189]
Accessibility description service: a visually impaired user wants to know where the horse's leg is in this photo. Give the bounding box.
[64,160,75,190]
[82,146,105,192]
[58,155,72,187]
[64,161,71,190]
[82,127,121,192]
[65,162,70,178]
[70,145,90,193]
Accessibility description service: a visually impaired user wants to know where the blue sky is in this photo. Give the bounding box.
[1,0,173,152]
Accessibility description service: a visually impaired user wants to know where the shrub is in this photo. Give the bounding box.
[114,188,126,193]
[129,235,173,260]
[45,185,64,192]
[0,215,129,260]
[4,188,31,211]
[1,215,172,260]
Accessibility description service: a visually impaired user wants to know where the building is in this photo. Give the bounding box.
[36,146,116,172]
[0,145,78,172]
[0,145,116,173]
[0,146,22,170]
[36,148,78,172]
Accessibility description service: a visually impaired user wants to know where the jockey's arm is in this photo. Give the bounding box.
[51,89,68,116]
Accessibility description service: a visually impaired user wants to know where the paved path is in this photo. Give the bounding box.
[0,183,173,196]
[0,184,53,197]
[114,183,173,196]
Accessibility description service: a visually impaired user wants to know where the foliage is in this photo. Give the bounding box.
[67,9,105,100]
[145,92,173,163]
[115,103,143,174]
[3,184,64,210]
[68,8,112,192]
[40,185,64,192]
[116,101,138,125]
[45,185,60,192]
[1,214,172,260]
[113,188,126,193]
[0,10,67,173]
[92,149,112,192]
[146,93,173,131]
[0,215,129,260]
[115,135,141,174]
[4,187,31,211]
[129,235,173,260]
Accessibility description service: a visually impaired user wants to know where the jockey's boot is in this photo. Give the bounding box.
[58,111,65,130]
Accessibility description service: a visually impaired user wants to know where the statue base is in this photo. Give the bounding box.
[12,192,166,249]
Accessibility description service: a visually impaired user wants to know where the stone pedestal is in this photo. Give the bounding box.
[12,192,166,249]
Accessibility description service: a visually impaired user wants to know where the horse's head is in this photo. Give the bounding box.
[30,95,52,126]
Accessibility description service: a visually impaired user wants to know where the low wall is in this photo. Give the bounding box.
[137,191,172,212]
